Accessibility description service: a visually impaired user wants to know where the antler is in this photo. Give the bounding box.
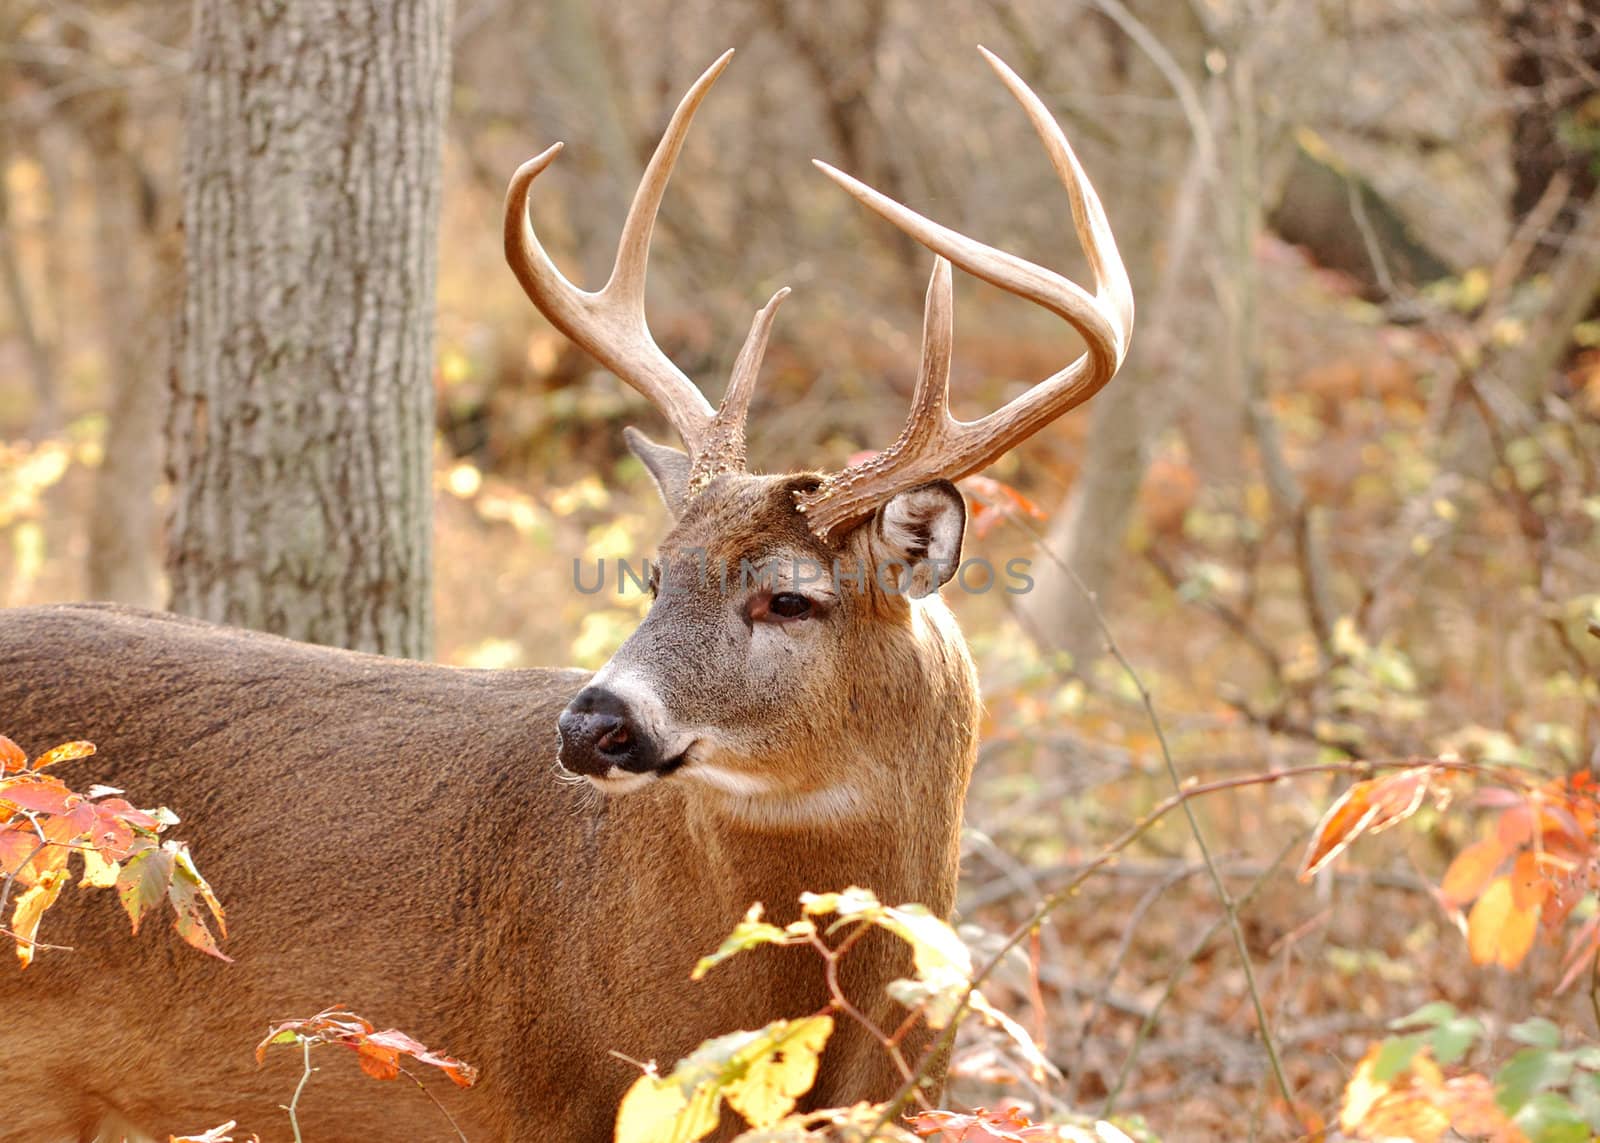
[795,46,1135,541]
[504,50,785,491]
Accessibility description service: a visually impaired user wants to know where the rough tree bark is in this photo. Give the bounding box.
[167,0,452,658]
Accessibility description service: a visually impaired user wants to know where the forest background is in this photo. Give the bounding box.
[2,1,1599,1139]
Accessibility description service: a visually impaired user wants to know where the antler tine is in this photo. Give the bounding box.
[795,47,1135,541]
[691,287,791,490]
[504,51,738,454]
[609,50,734,304]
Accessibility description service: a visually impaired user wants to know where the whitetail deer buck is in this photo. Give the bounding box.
[0,48,1130,1142]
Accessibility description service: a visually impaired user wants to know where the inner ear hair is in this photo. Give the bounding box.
[624,426,692,517]
[875,480,966,599]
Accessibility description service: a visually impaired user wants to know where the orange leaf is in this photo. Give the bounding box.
[356,1041,401,1081]
[1508,850,1550,911]
[1440,840,1506,907]
[1435,1075,1528,1141]
[1300,769,1433,881]
[1496,804,1535,848]
[1360,1091,1450,1143]
[1300,782,1382,881]
[1339,1044,1396,1133]
[0,736,25,774]
[29,740,95,773]
[962,476,1047,540]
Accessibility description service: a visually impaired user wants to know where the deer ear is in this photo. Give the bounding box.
[624,427,691,517]
[872,480,966,599]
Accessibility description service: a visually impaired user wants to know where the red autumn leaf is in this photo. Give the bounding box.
[1469,787,1526,809]
[0,826,41,882]
[1495,803,1535,848]
[94,796,160,832]
[41,801,96,847]
[85,804,137,860]
[0,736,25,774]
[1439,839,1507,907]
[0,775,79,816]
[1537,802,1589,852]
[256,1007,477,1088]
[29,740,95,773]
[909,1106,1060,1141]
[962,475,1048,540]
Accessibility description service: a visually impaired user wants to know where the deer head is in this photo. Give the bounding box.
[506,47,1133,825]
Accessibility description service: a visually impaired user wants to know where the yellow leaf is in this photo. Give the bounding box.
[614,1070,721,1143]
[1466,877,1540,969]
[79,847,119,888]
[1340,1044,1393,1133]
[11,868,67,968]
[722,1016,833,1130]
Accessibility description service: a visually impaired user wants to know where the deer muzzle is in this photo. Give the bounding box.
[557,684,668,778]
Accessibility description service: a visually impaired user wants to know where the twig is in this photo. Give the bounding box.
[284,1037,313,1143]
[396,1063,469,1143]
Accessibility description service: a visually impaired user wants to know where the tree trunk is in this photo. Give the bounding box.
[82,98,172,608]
[167,0,452,659]
[1487,0,1600,272]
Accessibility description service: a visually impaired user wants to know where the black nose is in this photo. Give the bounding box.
[557,686,661,777]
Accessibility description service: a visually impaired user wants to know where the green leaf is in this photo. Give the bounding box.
[1373,1034,1425,1083]
[115,846,172,935]
[1569,1071,1600,1130]
[1388,1000,1458,1031]
[1427,1016,1485,1065]
[1498,1048,1570,1114]
[1513,1091,1589,1143]
[1510,1018,1563,1050]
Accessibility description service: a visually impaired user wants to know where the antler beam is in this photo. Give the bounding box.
[794,46,1135,541]
[503,50,783,490]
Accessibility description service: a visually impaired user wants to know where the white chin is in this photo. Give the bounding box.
[585,768,659,794]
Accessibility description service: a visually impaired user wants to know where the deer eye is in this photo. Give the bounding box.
[769,593,812,619]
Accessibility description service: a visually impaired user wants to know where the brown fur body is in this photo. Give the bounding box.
[0,478,980,1142]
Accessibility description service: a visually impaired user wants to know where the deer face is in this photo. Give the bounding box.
[556,444,966,816]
